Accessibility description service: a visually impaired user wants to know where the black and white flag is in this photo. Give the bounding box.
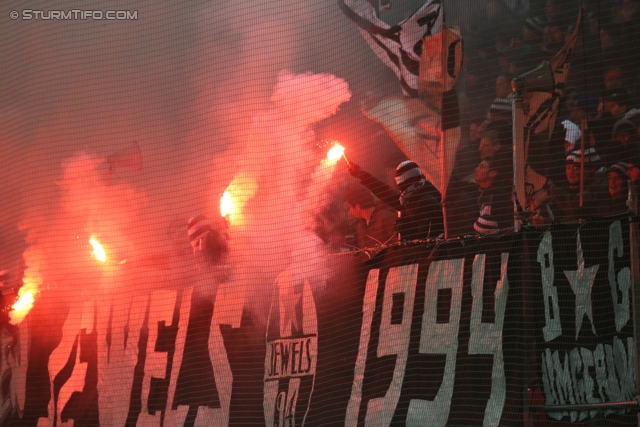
[525,11,582,154]
[339,0,442,97]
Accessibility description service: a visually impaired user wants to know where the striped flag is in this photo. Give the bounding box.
[359,26,462,204]
[524,10,582,158]
[339,0,442,97]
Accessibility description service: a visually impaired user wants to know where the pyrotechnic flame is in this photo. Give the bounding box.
[12,291,34,316]
[90,235,107,263]
[220,191,235,218]
[326,143,345,163]
[8,280,39,325]
[219,172,257,226]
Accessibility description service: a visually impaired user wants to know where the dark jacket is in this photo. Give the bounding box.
[354,201,398,250]
[473,185,513,235]
[547,169,608,223]
[352,169,444,241]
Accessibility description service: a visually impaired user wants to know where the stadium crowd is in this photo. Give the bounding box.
[324,0,640,256]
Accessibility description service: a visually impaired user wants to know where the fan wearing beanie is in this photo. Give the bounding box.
[544,148,608,222]
[347,160,444,242]
[187,214,229,266]
[596,162,640,217]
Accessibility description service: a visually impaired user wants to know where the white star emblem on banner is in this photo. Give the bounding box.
[564,230,599,339]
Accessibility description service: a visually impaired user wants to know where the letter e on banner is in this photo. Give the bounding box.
[98,293,149,427]
[138,290,178,427]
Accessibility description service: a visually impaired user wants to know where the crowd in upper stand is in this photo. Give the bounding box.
[450,0,640,233]
[324,0,640,255]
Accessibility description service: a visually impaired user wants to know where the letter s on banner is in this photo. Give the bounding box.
[138,290,178,426]
[194,278,245,426]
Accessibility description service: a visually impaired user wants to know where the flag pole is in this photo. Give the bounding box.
[512,96,526,232]
[629,172,640,396]
[579,118,585,208]
[441,24,448,240]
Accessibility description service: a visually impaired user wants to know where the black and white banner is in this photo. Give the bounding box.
[342,237,522,427]
[532,220,637,423]
[0,220,636,426]
[264,270,318,427]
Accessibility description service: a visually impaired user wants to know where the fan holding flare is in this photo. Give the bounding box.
[347,159,443,242]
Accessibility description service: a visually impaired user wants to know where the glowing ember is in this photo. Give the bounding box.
[90,235,107,263]
[220,191,235,218]
[326,143,345,162]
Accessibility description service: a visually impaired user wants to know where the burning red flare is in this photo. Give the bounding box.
[90,235,107,263]
[12,291,34,315]
[219,172,257,226]
[9,281,38,325]
[220,191,235,218]
[326,143,345,162]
